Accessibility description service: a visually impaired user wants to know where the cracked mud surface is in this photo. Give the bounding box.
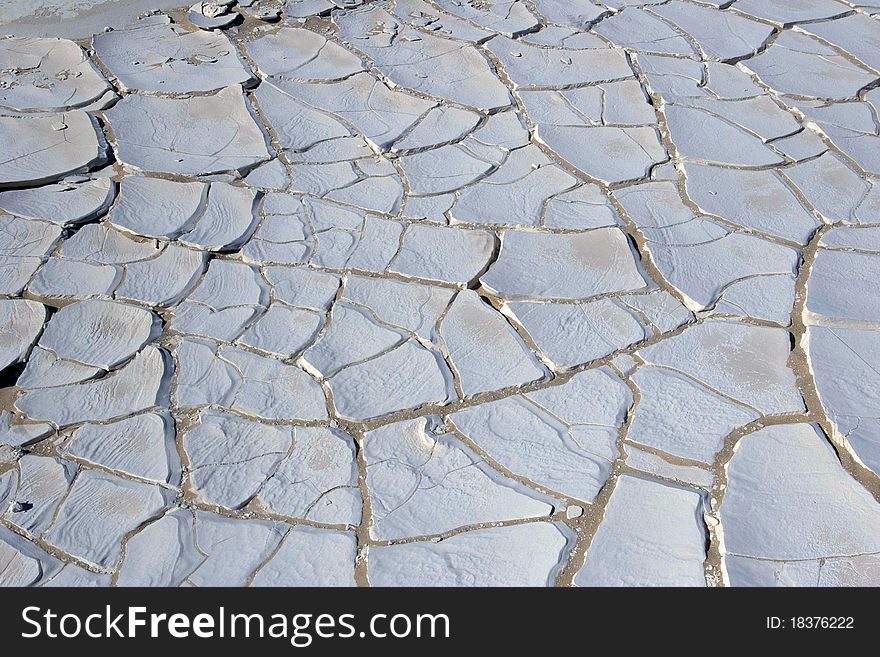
[2,0,880,587]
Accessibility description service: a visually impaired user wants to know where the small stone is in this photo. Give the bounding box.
[566,505,584,519]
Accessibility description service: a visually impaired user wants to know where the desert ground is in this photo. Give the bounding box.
[2,0,880,587]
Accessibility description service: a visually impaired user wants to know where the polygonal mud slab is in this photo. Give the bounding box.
[439,290,548,396]
[368,522,575,586]
[42,469,173,569]
[534,124,666,185]
[433,0,540,37]
[627,365,758,463]
[481,228,648,300]
[733,0,852,26]
[117,510,286,586]
[256,426,361,526]
[615,181,801,320]
[490,36,632,89]
[3,455,77,536]
[0,177,114,226]
[247,27,364,81]
[0,213,63,296]
[175,339,328,422]
[506,296,653,369]
[451,367,631,503]
[0,37,112,112]
[4,0,880,590]
[722,424,880,586]
[335,5,512,110]
[183,409,292,508]
[63,412,180,486]
[744,30,878,100]
[0,525,67,587]
[0,299,46,371]
[15,345,170,427]
[93,22,255,93]
[30,299,157,371]
[0,111,107,188]
[650,1,774,62]
[637,320,805,415]
[326,340,456,422]
[251,526,357,586]
[575,475,708,586]
[265,73,434,152]
[105,85,271,176]
[364,417,556,539]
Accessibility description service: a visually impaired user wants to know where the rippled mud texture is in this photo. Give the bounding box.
[2,0,880,588]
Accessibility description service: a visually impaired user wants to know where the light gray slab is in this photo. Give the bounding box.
[16,346,169,427]
[684,164,820,244]
[638,320,805,415]
[629,365,758,463]
[481,228,648,300]
[744,30,877,100]
[335,5,510,110]
[364,417,554,539]
[369,522,574,586]
[0,111,107,188]
[257,426,361,525]
[251,526,357,586]
[247,27,363,81]
[440,290,548,395]
[105,85,271,176]
[487,35,633,89]
[0,299,46,371]
[184,409,292,508]
[575,475,707,586]
[389,223,496,285]
[722,423,880,585]
[508,298,649,369]
[0,177,114,226]
[451,367,631,502]
[734,0,852,26]
[94,23,254,93]
[806,326,880,475]
[64,412,180,486]
[43,469,172,568]
[650,1,774,62]
[327,340,455,421]
[0,37,111,112]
